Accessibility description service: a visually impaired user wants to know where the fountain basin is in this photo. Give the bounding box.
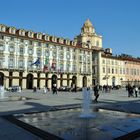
[12,107,140,140]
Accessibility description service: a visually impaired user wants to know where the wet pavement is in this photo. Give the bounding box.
[0,89,139,140]
[16,108,140,140]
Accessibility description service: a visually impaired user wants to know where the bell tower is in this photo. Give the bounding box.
[75,19,102,49]
[81,19,95,35]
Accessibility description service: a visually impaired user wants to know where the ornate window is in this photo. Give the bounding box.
[9,58,14,68]
[10,28,16,34]
[66,53,70,59]
[73,54,76,60]
[37,49,41,56]
[60,46,63,50]
[60,53,63,59]
[28,31,34,38]
[73,65,76,72]
[0,44,4,51]
[18,60,24,68]
[19,47,24,55]
[103,67,105,73]
[10,37,14,41]
[38,42,41,46]
[108,68,110,74]
[45,50,50,57]
[53,51,57,58]
[9,46,14,52]
[28,48,33,55]
[29,41,33,45]
[0,35,4,40]
[88,66,91,73]
[123,68,125,74]
[28,60,32,67]
[112,68,114,74]
[79,55,82,61]
[46,43,49,47]
[0,58,4,67]
[83,56,86,62]
[120,68,122,74]
[60,63,63,71]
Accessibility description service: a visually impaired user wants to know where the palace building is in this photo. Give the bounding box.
[0,19,140,89]
[101,52,140,87]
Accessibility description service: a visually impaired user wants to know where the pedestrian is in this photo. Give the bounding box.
[18,86,21,93]
[43,86,47,94]
[93,84,99,103]
[52,83,57,94]
[138,86,140,95]
[127,84,131,97]
[134,86,138,97]
[33,87,37,92]
[74,84,77,92]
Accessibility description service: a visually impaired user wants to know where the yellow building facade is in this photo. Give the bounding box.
[0,20,94,90]
[0,19,140,89]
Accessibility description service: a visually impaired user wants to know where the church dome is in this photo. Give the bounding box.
[83,19,93,27]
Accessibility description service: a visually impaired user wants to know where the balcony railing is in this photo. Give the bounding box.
[18,66,25,70]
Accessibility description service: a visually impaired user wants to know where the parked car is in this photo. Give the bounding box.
[8,86,21,92]
[71,87,82,92]
[112,85,121,90]
[58,86,71,91]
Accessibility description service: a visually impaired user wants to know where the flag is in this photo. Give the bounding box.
[43,65,48,72]
[43,57,49,72]
[45,58,49,65]
[31,58,40,66]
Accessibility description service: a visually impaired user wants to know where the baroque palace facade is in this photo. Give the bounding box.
[0,19,140,89]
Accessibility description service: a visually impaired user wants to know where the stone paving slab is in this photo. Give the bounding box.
[0,89,139,140]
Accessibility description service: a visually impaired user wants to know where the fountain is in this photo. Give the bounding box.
[8,88,140,140]
[80,87,95,118]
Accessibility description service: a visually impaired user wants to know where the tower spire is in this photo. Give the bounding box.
[81,19,95,34]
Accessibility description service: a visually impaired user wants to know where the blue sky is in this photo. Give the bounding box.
[1,0,140,57]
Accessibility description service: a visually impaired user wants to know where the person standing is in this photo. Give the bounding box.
[43,86,47,94]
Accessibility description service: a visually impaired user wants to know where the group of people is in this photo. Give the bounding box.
[126,84,140,97]
[33,83,100,103]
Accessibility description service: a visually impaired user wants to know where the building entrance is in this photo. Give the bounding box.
[0,72,4,86]
[26,74,33,89]
[51,75,57,90]
[83,76,87,87]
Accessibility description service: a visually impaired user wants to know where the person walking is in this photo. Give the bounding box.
[134,86,138,97]
[93,84,99,103]
[52,83,57,94]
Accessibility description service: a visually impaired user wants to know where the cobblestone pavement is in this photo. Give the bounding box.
[0,88,139,140]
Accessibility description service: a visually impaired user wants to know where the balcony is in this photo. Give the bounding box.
[27,66,42,72]
[0,50,4,55]
[9,52,15,56]
[18,66,25,71]
[8,65,15,70]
